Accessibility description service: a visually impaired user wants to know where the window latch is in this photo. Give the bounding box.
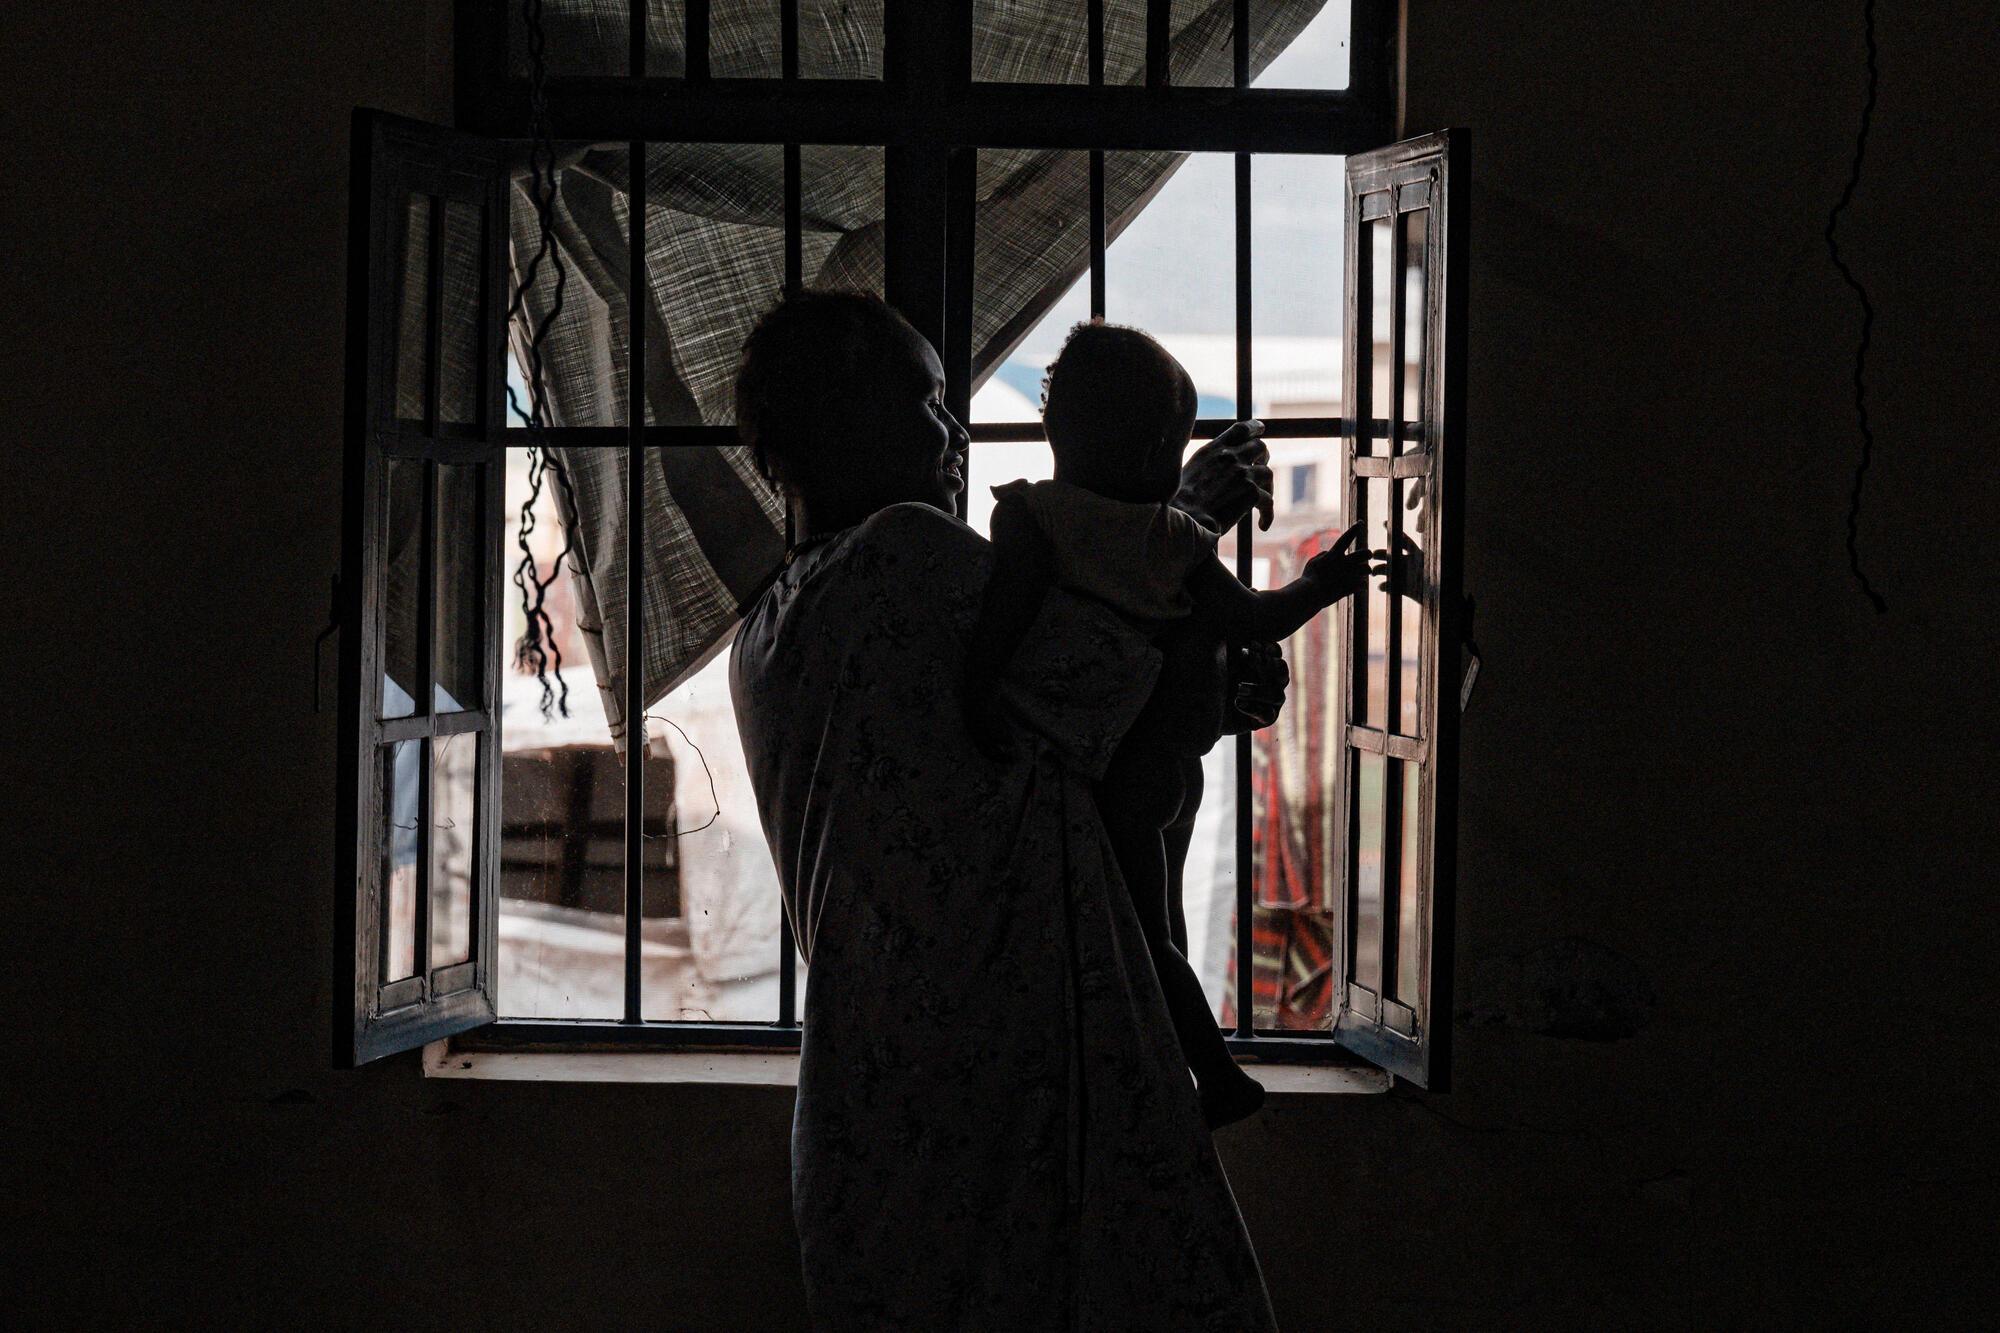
[1458,594,1481,714]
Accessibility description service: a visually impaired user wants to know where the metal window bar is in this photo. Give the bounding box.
[1376,193,1409,1004]
[459,0,1398,1059]
[1088,0,1106,315]
[1230,171,1254,1036]
[687,0,711,80]
[1146,0,1170,88]
[623,0,649,1024]
[777,7,803,1026]
[1087,0,1104,86]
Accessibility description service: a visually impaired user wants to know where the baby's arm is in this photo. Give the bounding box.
[1185,520,1377,642]
[965,496,1059,756]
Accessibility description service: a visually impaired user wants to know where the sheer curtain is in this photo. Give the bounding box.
[508,0,1331,745]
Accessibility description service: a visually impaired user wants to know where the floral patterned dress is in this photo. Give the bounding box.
[731,502,1276,1332]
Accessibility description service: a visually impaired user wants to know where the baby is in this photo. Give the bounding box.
[967,321,1379,1129]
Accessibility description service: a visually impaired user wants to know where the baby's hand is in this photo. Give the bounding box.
[1302,522,1388,602]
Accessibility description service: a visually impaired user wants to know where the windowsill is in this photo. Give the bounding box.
[423,1040,1392,1092]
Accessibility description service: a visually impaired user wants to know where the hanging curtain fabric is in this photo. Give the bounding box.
[507,0,1333,747]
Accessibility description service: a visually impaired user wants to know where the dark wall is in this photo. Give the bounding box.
[8,2,1995,1328]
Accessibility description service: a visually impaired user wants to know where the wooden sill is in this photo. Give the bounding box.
[423,1040,1391,1092]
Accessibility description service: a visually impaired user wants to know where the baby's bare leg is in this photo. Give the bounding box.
[1100,743,1262,1128]
[1162,754,1203,956]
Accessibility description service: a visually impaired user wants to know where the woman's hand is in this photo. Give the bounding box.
[1223,640,1291,733]
[1174,421,1274,533]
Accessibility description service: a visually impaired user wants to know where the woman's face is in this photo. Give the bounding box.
[874,320,970,513]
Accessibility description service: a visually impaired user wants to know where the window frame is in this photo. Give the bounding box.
[337,113,510,1067]
[405,0,1412,1069]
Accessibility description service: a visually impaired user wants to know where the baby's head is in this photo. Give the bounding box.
[1041,321,1198,504]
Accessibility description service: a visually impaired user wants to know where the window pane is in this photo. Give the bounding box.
[800,0,883,79]
[508,144,629,428]
[1359,209,1391,454]
[1394,756,1422,1007]
[1394,476,1426,737]
[434,463,485,713]
[1362,476,1390,726]
[430,732,478,971]
[974,0,1088,83]
[708,2,781,76]
[381,457,424,719]
[514,3,631,76]
[642,644,792,1023]
[639,3,685,76]
[1183,745,1237,1027]
[439,197,483,428]
[643,142,785,425]
[966,436,1054,537]
[973,149,1090,426]
[1106,151,1234,419]
[1398,206,1428,450]
[1244,448,1345,1031]
[1250,0,1351,90]
[395,194,432,423]
[641,452,790,1023]
[802,143,885,299]
[381,740,422,984]
[1352,748,1385,994]
[1151,0,1234,89]
[1251,154,1344,421]
[498,447,625,1017]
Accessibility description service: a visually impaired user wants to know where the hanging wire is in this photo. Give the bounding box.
[1826,0,1887,614]
[504,0,587,717]
[643,713,722,837]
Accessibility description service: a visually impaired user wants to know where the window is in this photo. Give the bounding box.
[339,1,1464,1088]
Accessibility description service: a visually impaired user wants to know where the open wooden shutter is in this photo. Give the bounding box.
[1331,130,1467,1089]
[336,111,506,1066]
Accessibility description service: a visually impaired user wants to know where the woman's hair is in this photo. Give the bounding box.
[1041,320,1198,473]
[734,289,920,492]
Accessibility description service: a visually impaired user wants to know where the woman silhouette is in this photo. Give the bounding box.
[730,291,1284,1330]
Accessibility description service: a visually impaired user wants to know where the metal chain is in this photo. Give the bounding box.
[503,0,585,719]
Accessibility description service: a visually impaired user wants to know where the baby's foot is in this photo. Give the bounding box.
[1200,1067,1266,1130]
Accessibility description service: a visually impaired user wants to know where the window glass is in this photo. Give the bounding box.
[508,144,629,428]
[434,462,485,713]
[1360,209,1392,453]
[497,448,626,1017]
[1398,205,1428,450]
[438,197,484,427]
[802,143,886,298]
[1362,476,1390,726]
[1394,756,1422,1006]
[972,149,1090,427]
[800,0,885,79]
[1246,438,1345,1031]
[1106,150,1234,418]
[395,194,432,424]
[640,645,795,1022]
[429,732,478,971]
[1250,0,1351,90]
[1251,153,1344,421]
[1351,748,1385,993]
[381,458,424,719]
[381,740,422,984]
[513,3,632,75]
[642,142,785,425]
[974,0,1089,83]
[1394,476,1426,737]
[640,457,796,1022]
